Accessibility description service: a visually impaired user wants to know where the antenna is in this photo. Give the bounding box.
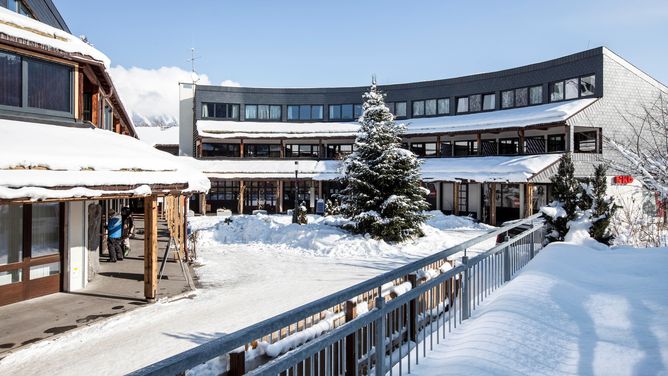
[187,48,201,83]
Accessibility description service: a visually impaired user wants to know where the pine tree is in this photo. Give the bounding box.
[588,164,617,245]
[543,153,580,241]
[339,83,430,242]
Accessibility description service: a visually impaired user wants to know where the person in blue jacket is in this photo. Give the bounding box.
[107,209,124,262]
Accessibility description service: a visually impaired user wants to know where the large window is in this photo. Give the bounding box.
[456,97,469,113]
[529,86,543,105]
[437,98,449,115]
[394,102,407,118]
[0,205,22,267]
[206,180,240,212]
[501,90,514,109]
[515,87,528,107]
[245,104,281,120]
[329,104,362,121]
[482,93,495,111]
[565,78,579,100]
[580,75,595,96]
[288,105,323,121]
[412,100,425,117]
[499,138,519,155]
[326,144,353,159]
[525,136,546,154]
[469,94,482,112]
[285,144,320,158]
[574,131,598,153]
[453,140,478,156]
[202,143,240,157]
[0,50,72,114]
[31,203,60,258]
[201,102,239,119]
[244,144,281,158]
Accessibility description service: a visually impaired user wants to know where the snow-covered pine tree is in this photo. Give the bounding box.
[588,164,617,245]
[339,83,430,242]
[543,153,580,242]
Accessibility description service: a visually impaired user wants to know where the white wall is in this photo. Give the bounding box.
[65,201,88,291]
[179,83,195,156]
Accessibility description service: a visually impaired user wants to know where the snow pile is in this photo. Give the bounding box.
[399,241,668,375]
[197,99,596,139]
[0,119,210,198]
[0,6,110,67]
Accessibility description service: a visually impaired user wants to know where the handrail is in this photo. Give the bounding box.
[132,213,544,375]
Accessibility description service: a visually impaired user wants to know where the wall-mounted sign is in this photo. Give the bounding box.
[613,175,634,185]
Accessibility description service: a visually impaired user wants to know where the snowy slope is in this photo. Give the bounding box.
[401,243,668,375]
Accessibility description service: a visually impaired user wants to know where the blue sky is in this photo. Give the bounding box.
[55,0,668,88]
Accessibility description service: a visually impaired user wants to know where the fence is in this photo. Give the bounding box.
[132,214,545,376]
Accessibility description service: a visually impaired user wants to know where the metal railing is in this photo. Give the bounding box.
[132,214,545,376]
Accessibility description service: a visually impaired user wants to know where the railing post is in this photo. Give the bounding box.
[407,273,418,342]
[228,349,245,376]
[461,256,470,320]
[503,245,511,282]
[529,229,535,260]
[374,296,386,376]
[345,300,357,376]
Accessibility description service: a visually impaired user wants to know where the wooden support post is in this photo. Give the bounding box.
[525,183,534,217]
[436,135,442,157]
[228,350,245,376]
[407,273,419,342]
[318,180,323,200]
[489,183,497,226]
[476,133,482,155]
[277,180,283,213]
[199,192,207,215]
[279,139,285,159]
[345,300,358,376]
[453,182,460,216]
[240,139,245,159]
[238,180,245,214]
[144,195,158,302]
[519,129,525,154]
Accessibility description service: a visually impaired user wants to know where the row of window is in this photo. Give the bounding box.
[549,74,596,102]
[200,74,596,122]
[0,50,72,114]
[200,132,597,159]
[1,0,33,18]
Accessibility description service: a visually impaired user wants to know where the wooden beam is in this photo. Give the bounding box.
[276,180,283,213]
[238,180,245,214]
[453,182,460,216]
[144,195,158,302]
[519,129,525,155]
[476,133,482,156]
[525,183,534,217]
[436,135,441,157]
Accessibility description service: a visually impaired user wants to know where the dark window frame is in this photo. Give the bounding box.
[287,104,324,121]
[201,102,240,120]
[244,104,281,121]
[328,103,361,121]
[549,74,597,103]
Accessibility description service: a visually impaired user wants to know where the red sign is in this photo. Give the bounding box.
[613,175,634,185]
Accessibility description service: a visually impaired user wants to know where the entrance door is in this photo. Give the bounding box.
[0,203,64,307]
[496,184,521,224]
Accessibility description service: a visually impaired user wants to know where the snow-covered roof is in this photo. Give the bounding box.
[197,99,596,140]
[181,154,560,183]
[0,7,110,67]
[135,126,180,146]
[420,154,562,183]
[0,119,210,201]
[180,158,341,181]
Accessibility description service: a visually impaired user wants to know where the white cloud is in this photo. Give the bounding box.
[108,66,240,126]
[220,79,241,87]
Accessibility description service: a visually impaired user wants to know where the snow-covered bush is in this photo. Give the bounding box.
[542,153,580,242]
[324,199,341,216]
[338,83,429,242]
[297,202,308,225]
[582,164,617,245]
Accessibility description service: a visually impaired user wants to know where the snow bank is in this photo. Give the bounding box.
[197,99,596,139]
[0,7,110,67]
[400,243,668,375]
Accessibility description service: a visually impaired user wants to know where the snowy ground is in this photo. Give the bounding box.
[0,212,491,375]
[398,241,668,375]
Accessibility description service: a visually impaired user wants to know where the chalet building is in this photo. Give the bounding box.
[0,1,209,307]
[178,47,667,225]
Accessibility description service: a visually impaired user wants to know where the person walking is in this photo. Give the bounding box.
[121,207,134,257]
[107,208,123,262]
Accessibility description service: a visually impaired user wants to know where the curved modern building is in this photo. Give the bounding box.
[179,47,667,225]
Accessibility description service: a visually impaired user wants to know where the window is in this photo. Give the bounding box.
[529,86,543,105]
[482,93,495,111]
[202,143,240,157]
[102,104,113,131]
[574,131,597,153]
[206,180,240,206]
[580,75,595,96]
[456,97,469,113]
[565,78,579,100]
[394,102,407,117]
[0,51,73,114]
[515,87,528,107]
[326,144,354,159]
[481,140,497,156]
[458,184,469,213]
[501,90,514,109]
[440,141,452,157]
[412,100,425,117]
[425,99,437,116]
[0,51,21,107]
[410,142,437,157]
[549,81,564,102]
[244,144,281,158]
[547,134,566,152]
[3,0,34,18]
[0,204,22,266]
[285,144,320,158]
[31,203,60,258]
[201,103,239,119]
[329,104,360,120]
[245,104,281,120]
[288,105,323,121]
[469,94,482,112]
[454,140,478,156]
[437,98,449,115]
[499,138,519,155]
[525,136,546,154]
